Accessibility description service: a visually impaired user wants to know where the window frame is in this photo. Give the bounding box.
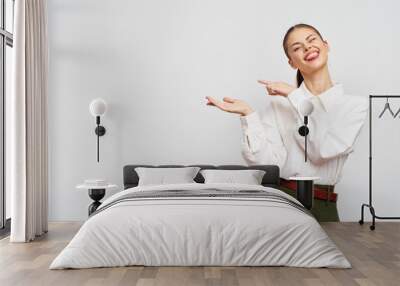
[0,0,14,232]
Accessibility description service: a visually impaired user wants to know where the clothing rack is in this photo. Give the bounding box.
[359,95,400,230]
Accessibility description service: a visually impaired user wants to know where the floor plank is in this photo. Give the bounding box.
[0,222,399,286]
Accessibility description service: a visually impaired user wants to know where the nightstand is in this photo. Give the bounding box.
[76,182,118,216]
[289,176,320,210]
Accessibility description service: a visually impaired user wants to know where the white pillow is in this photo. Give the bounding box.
[200,169,266,185]
[135,167,201,186]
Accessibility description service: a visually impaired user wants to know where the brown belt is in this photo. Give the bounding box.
[280,178,337,203]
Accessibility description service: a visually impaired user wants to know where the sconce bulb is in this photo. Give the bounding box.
[89,98,107,117]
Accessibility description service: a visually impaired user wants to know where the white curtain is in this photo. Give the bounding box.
[9,0,48,242]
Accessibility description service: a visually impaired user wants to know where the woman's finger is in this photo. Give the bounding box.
[223,97,236,103]
[206,96,218,104]
[260,81,279,95]
[205,96,217,106]
[206,97,227,111]
[257,80,272,86]
[265,86,274,94]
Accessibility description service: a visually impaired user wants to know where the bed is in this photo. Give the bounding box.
[50,164,351,269]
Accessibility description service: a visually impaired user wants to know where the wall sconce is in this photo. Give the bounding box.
[89,98,107,162]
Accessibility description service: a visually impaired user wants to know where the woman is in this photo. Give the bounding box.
[206,23,368,221]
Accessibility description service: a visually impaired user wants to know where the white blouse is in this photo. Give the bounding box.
[240,82,368,185]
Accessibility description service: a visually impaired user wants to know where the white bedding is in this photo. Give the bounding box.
[50,183,351,269]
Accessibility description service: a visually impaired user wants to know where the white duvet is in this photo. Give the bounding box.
[50,183,351,269]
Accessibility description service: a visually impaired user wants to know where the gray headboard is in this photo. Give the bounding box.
[123,164,280,189]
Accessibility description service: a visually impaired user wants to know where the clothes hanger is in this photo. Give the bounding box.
[378,97,395,118]
[393,106,400,118]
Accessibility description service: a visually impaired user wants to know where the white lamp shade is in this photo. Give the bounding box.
[89,98,107,116]
[299,99,314,116]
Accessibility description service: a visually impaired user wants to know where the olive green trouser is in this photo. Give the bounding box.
[277,185,340,222]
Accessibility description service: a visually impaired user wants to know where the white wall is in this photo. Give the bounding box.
[48,0,400,221]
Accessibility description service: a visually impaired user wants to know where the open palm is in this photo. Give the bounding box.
[205,96,253,116]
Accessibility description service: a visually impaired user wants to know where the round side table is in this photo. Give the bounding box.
[289,176,320,210]
[76,183,118,216]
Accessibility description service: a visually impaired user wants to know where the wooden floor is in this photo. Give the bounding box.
[0,222,399,286]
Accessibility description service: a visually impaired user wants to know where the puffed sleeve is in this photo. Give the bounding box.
[240,99,288,169]
[290,90,368,164]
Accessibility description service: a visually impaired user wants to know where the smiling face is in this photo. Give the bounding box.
[285,27,330,76]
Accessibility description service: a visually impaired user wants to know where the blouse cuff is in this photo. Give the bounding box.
[240,111,262,129]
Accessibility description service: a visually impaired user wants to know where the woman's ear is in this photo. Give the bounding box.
[288,59,297,70]
[324,40,330,52]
